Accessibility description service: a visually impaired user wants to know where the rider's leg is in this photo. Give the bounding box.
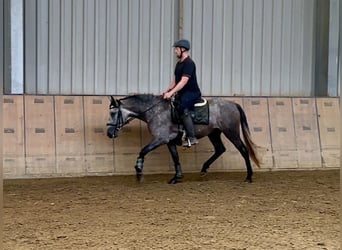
[182,109,198,147]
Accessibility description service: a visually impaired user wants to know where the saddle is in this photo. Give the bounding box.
[171,98,209,125]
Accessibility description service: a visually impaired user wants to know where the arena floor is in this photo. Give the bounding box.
[4,170,340,250]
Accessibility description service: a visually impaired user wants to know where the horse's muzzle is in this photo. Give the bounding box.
[106,127,117,139]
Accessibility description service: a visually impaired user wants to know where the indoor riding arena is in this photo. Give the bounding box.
[2,1,340,249]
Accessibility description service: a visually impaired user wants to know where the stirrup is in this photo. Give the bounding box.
[182,137,199,147]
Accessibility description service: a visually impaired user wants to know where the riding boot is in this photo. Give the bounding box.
[182,110,199,147]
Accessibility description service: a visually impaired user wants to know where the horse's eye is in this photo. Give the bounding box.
[109,105,114,109]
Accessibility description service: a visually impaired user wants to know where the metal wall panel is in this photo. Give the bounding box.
[183,0,316,96]
[22,0,337,96]
[25,0,176,95]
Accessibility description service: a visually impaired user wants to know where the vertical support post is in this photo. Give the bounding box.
[178,0,183,39]
[314,0,330,96]
[3,0,24,94]
[0,0,3,244]
[327,0,339,96]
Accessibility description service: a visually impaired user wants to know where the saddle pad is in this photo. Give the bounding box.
[171,98,209,125]
[193,99,209,125]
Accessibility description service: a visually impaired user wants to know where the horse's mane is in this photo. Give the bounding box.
[119,94,163,108]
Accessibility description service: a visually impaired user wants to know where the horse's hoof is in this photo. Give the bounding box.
[245,178,253,183]
[136,174,144,182]
[200,171,207,177]
[168,176,183,184]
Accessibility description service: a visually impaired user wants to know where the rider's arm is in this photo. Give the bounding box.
[165,80,176,92]
[167,76,189,96]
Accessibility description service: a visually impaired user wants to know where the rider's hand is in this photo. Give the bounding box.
[163,92,173,100]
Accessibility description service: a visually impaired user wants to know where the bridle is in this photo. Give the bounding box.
[106,105,127,134]
[106,97,164,133]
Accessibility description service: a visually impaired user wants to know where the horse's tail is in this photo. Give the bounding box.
[236,104,261,168]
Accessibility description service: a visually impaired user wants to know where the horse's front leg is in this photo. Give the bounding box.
[134,139,166,181]
[167,143,183,184]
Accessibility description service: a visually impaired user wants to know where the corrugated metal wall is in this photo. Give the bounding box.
[22,0,327,96]
[25,0,177,95]
[182,0,315,96]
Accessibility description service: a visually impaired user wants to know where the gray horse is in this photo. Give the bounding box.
[107,94,260,184]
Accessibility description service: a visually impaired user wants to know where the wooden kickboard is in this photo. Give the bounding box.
[273,150,298,169]
[57,156,85,174]
[84,96,114,155]
[3,157,25,178]
[195,136,223,171]
[268,98,296,151]
[243,97,273,169]
[114,119,141,154]
[316,98,340,149]
[112,95,142,155]
[3,95,25,177]
[25,96,56,173]
[140,123,171,173]
[220,97,245,170]
[113,119,142,173]
[221,150,246,170]
[321,149,340,168]
[55,96,85,156]
[114,154,138,174]
[225,97,243,107]
[86,155,114,173]
[178,149,197,172]
[26,156,56,175]
[292,98,320,150]
[297,149,322,168]
[3,95,25,156]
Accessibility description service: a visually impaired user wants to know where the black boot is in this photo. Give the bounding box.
[182,109,199,147]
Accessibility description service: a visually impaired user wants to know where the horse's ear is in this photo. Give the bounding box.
[109,96,119,108]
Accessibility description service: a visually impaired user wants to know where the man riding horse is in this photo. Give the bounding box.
[162,39,201,147]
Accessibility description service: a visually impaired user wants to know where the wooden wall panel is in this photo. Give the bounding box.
[269,98,296,150]
[221,97,246,170]
[3,95,25,177]
[243,97,273,169]
[225,97,243,106]
[25,96,56,174]
[3,96,340,179]
[321,150,340,168]
[178,149,197,172]
[55,96,85,174]
[316,98,340,168]
[268,98,298,168]
[140,123,171,174]
[195,136,223,172]
[3,158,25,178]
[84,96,114,173]
[293,98,320,149]
[316,98,340,149]
[292,98,321,168]
[114,119,141,174]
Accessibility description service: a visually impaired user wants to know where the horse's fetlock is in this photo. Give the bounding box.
[135,158,144,170]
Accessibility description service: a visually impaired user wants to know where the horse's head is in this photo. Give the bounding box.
[106,96,132,138]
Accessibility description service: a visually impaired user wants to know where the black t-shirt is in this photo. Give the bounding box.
[174,57,201,96]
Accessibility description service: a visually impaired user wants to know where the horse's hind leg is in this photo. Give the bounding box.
[167,143,183,184]
[223,132,253,182]
[200,129,226,175]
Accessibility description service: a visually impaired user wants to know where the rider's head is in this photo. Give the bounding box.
[173,39,190,59]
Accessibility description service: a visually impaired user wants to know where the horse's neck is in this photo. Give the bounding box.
[123,95,159,115]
